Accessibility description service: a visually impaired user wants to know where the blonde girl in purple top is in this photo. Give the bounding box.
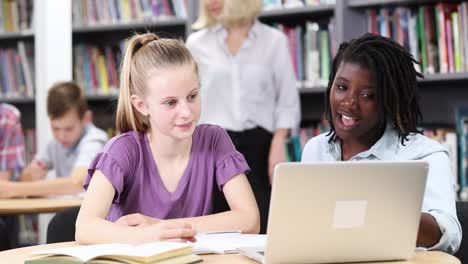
[75,33,260,244]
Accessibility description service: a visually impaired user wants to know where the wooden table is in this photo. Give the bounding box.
[0,242,460,264]
[0,198,82,214]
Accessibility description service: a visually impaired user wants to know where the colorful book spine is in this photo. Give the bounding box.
[452,12,462,72]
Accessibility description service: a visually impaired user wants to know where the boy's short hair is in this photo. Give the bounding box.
[47,81,88,120]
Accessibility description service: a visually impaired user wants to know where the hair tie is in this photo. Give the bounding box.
[140,34,159,46]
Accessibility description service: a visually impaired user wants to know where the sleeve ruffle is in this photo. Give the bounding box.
[215,152,250,190]
[84,152,125,203]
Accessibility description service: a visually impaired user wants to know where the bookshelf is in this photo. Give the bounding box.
[70,0,190,130]
[0,97,34,104]
[338,0,468,200]
[343,0,468,125]
[0,0,35,128]
[258,2,337,124]
[2,0,467,176]
[255,0,468,172]
[420,72,468,83]
[0,0,192,135]
[259,4,335,19]
[0,0,465,244]
[0,31,33,40]
[347,0,446,7]
[72,18,187,33]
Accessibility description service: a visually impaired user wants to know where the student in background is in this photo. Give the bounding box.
[75,33,260,244]
[0,82,108,243]
[0,103,25,181]
[186,0,300,234]
[0,81,108,197]
[0,103,25,250]
[301,33,461,253]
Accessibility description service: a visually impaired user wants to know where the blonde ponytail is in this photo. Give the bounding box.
[115,33,197,133]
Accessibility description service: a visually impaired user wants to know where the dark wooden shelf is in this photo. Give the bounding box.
[348,0,458,8]
[418,72,468,83]
[0,30,34,40]
[86,95,118,101]
[299,87,327,94]
[259,5,334,19]
[297,72,468,91]
[73,18,186,33]
[0,97,35,104]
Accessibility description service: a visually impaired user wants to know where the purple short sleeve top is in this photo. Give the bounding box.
[84,124,250,222]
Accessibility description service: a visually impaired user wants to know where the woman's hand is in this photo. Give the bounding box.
[268,129,288,184]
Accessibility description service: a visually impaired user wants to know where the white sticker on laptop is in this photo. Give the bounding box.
[333,200,367,228]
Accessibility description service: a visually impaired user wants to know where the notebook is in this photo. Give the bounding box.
[26,242,202,264]
[240,161,428,264]
[192,232,266,254]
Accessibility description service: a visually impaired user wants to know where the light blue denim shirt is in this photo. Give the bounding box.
[301,124,461,254]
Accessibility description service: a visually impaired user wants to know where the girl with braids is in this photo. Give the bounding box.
[75,33,260,244]
[302,33,461,253]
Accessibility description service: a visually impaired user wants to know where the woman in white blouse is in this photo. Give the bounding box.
[186,0,300,233]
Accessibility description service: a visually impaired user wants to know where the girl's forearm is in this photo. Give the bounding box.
[168,209,260,234]
[75,217,148,244]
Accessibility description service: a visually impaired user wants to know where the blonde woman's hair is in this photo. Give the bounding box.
[192,0,262,30]
[116,33,197,133]
[192,0,218,30]
[219,0,262,28]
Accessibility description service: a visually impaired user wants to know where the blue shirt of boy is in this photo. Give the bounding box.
[84,124,250,222]
[301,124,461,254]
[36,124,108,177]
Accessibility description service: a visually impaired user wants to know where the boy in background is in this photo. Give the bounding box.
[0,103,25,249]
[0,81,108,242]
[19,81,108,192]
[0,81,108,196]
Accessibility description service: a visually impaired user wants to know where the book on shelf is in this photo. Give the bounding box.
[366,2,468,74]
[284,119,331,162]
[26,242,201,264]
[72,0,187,27]
[17,40,34,97]
[456,107,468,201]
[0,41,34,99]
[73,43,121,96]
[0,0,33,33]
[273,18,334,88]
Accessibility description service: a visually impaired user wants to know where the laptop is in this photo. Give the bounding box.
[239,161,428,264]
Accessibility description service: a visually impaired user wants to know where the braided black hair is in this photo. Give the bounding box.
[325,33,423,145]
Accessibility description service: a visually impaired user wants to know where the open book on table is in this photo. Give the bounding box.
[25,242,202,264]
[192,232,266,254]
